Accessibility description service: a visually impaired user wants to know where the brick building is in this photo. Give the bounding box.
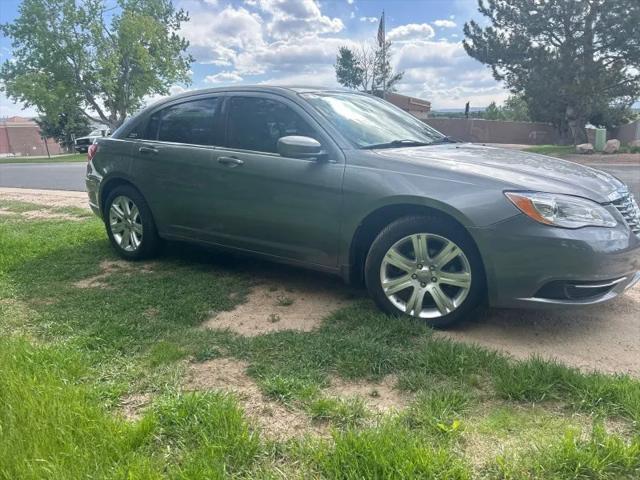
[0,116,64,157]
[385,92,432,120]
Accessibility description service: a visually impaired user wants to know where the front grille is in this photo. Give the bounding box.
[612,193,640,236]
[76,138,92,146]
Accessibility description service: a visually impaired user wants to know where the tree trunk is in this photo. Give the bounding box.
[565,105,588,145]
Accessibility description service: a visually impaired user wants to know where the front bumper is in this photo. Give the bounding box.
[471,214,640,308]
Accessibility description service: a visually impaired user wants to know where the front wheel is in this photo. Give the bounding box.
[364,215,485,328]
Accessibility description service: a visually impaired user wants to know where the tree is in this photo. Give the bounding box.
[501,95,530,122]
[1,0,193,129]
[335,41,403,96]
[482,95,531,121]
[372,40,403,96]
[463,0,640,144]
[335,47,363,90]
[36,110,90,152]
[483,101,502,120]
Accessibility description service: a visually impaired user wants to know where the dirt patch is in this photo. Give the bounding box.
[326,375,410,412]
[118,393,153,421]
[202,272,354,336]
[0,205,82,221]
[0,187,90,210]
[442,284,640,377]
[185,358,326,440]
[73,260,154,289]
[563,153,640,164]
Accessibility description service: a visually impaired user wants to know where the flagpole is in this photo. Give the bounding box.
[382,10,386,99]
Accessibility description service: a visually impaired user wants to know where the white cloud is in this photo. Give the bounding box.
[180,3,264,64]
[173,0,506,109]
[387,23,435,42]
[391,39,507,108]
[347,0,354,4]
[254,0,343,38]
[258,65,339,87]
[235,36,357,76]
[204,72,244,84]
[433,19,457,28]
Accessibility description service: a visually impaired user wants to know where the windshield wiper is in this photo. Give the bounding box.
[361,139,430,150]
[426,136,459,145]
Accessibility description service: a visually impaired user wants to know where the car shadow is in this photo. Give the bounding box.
[162,241,640,376]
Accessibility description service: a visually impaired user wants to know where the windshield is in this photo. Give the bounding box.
[301,92,445,149]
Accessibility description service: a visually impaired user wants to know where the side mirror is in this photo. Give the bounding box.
[277,136,326,160]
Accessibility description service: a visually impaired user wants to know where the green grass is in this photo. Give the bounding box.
[2,198,640,478]
[490,427,640,479]
[305,420,473,479]
[523,145,577,157]
[0,153,87,164]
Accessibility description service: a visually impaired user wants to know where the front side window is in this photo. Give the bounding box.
[226,96,316,154]
[145,97,220,145]
[301,92,444,148]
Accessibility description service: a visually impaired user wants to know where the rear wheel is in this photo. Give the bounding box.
[104,185,161,260]
[364,215,484,328]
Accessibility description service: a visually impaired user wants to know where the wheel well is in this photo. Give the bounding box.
[99,178,138,216]
[348,204,485,287]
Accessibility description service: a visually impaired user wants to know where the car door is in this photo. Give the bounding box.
[202,93,346,267]
[130,95,223,236]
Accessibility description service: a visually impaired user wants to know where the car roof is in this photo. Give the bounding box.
[151,85,354,106]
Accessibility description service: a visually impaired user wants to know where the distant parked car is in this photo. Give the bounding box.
[86,86,640,328]
[75,129,110,153]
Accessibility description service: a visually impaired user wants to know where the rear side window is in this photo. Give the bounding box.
[144,97,220,145]
[226,97,316,153]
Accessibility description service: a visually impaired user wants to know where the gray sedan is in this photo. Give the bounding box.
[86,87,640,327]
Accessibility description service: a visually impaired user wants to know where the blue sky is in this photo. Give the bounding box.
[0,0,508,117]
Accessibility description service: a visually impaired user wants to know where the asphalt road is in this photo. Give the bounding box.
[0,159,638,198]
[0,162,86,191]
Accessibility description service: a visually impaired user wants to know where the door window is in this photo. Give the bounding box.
[226,97,317,154]
[144,97,220,145]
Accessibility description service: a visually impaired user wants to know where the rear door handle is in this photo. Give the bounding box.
[139,146,159,154]
[218,156,244,167]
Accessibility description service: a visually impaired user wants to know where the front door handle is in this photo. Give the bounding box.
[139,146,159,154]
[218,156,244,167]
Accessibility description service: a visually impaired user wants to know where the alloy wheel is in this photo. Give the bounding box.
[379,233,472,318]
[109,195,143,252]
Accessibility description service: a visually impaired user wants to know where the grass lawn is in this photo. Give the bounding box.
[0,153,87,164]
[1,199,639,479]
[522,145,577,157]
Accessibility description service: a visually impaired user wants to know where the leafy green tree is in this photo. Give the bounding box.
[1,0,193,129]
[36,109,91,152]
[483,101,503,120]
[463,0,640,144]
[335,47,364,90]
[501,95,530,122]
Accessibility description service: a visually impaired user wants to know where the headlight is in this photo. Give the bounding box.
[505,191,617,228]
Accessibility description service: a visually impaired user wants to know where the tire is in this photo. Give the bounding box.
[364,215,485,328]
[104,185,161,260]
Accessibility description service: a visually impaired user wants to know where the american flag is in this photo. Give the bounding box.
[377,11,385,47]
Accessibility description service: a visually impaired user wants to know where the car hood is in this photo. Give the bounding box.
[374,143,625,203]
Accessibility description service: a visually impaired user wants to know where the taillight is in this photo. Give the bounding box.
[87,143,98,162]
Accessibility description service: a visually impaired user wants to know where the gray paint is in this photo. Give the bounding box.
[87,86,640,309]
